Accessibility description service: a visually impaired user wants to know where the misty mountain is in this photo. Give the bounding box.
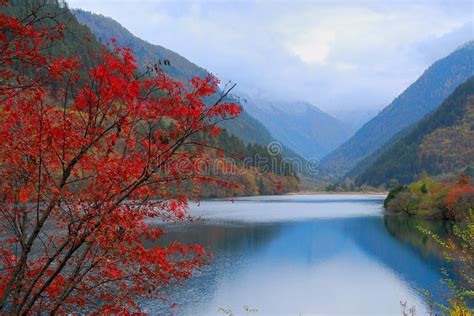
[73,9,305,161]
[331,108,378,132]
[354,76,474,187]
[245,100,353,160]
[319,41,474,178]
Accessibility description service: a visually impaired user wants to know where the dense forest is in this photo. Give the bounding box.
[180,129,300,197]
[1,0,102,67]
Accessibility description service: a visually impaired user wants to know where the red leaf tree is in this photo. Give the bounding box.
[0,1,241,313]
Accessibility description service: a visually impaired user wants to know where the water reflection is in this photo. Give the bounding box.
[384,216,451,259]
[142,195,451,315]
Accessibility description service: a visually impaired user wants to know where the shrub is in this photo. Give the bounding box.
[451,191,474,221]
[386,192,420,216]
[384,185,408,208]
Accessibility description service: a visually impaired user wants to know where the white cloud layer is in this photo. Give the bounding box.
[68,0,474,115]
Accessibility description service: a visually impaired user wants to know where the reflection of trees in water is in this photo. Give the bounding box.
[341,216,450,306]
[383,216,452,259]
[384,216,473,310]
[147,222,284,254]
[380,216,459,307]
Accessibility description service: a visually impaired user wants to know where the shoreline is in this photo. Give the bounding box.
[286,191,388,196]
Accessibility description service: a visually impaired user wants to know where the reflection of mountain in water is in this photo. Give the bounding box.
[151,222,284,254]
[346,217,450,303]
[251,217,448,304]
[142,222,284,314]
[383,216,451,259]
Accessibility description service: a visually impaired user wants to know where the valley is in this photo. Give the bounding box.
[0,0,472,315]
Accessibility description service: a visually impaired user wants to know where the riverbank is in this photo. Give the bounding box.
[384,175,473,221]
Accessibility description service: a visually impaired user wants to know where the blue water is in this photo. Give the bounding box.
[144,194,450,315]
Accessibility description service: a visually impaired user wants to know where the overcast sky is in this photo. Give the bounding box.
[68,0,473,115]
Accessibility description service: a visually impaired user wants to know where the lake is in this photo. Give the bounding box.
[143,194,451,315]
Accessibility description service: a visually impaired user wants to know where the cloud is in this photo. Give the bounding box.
[335,63,358,72]
[283,27,336,64]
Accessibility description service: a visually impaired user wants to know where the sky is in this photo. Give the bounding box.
[68,0,473,117]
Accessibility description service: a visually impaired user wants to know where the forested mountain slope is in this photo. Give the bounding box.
[355,76,474,187]
[1,1,102,67]
[319,41,474,178]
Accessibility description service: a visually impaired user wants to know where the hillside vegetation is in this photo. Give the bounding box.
[1,0,102,68]
[383,174,473,221]
[74,9,208,82]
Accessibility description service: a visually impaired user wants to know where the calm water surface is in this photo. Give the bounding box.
[143,194,450,316]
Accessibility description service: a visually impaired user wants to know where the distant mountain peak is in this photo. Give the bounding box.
[243,97,353,159]
[456,39,474,50]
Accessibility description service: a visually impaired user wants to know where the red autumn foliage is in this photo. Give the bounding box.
[0,1,241,314]
[445,182,474,211]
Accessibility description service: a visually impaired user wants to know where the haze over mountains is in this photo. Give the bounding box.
[69,0,474,119]
[74,9,353,162]
[245,99,353,159]
[74,10,278,148]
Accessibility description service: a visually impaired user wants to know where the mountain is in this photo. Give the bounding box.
[73,9,304,161]
[345,127,410,180]
[354,76,474,187]
[2,0,301,196]
[331,108,378,132]
[245,100,353,159]
[319,41,474,178]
